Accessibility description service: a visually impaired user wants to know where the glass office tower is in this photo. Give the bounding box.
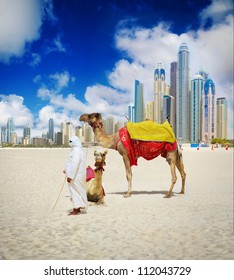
[176,43,190,142]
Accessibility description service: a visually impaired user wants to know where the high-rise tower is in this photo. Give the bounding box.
[134,80,144,122]
[7,117,15,143]
[190,74,204,143]
[162,95,176,132]
[48,118,54,142]
[23,125,31,145]
[61,122,66,145]
[145,101,154,121]
[154,63,166,123]
[202,78,216,142]
[1,127,7,143]
[170,62,177,99]
[128,105,135,122]
[104,116,115,135]
[217,97,227,139]
[176,43,190,142]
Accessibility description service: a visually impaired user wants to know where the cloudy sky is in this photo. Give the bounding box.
[0,0,233,138]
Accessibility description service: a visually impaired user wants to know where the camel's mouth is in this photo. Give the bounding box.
[79,114,88,122]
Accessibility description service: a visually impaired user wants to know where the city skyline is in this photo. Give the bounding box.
[0,0,233,138]
[0,42,230,144]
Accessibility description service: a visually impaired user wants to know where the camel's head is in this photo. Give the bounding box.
[94,150,108,171]
[79,113,103,129]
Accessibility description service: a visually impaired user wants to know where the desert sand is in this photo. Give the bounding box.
[0,146,233,260]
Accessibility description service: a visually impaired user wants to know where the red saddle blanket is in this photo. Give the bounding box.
[119,127,177,166]
[86,165,95,181]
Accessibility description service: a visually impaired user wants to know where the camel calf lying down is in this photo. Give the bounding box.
[86,150,108,204]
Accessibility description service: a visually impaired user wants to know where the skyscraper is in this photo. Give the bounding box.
[7,117,15,143]
[128,105,135,122]
[134,80,144,122]
[104,116,115,135]
[170,62,177,100]
[190,74,204,143]
[48,118,54,142]
[56,132,63,145]
[176,43,190,142]
[145,101,154,121]
[162,95,176,132]
[65,122,73,145]
[217,97,227,139]
[23,125,31,145]
[75,126,82,139]
[202,78,216,142]
[154,63,166,123]
[1,127,7,143]
[61,122,66,145]
[83,122,94,142]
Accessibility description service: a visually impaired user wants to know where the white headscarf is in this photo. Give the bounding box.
[69,136,82,148]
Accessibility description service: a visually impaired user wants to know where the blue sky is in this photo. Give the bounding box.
[0,0,233,138]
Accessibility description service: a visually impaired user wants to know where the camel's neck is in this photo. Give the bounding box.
[93,127,118,149]
[94,169,103,187]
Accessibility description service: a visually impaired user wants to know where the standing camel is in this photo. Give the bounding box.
[86,150,107,204]
[80,113,186,198]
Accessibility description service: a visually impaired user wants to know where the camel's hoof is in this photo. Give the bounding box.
[164,193,172,198]
[123,193,131,198]
[178,191,185,195]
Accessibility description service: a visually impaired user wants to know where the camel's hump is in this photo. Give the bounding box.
[126,120,176,143]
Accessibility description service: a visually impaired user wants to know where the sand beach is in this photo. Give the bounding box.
[0,146,233,260]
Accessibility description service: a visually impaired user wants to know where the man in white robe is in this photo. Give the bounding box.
[64,136,88,215]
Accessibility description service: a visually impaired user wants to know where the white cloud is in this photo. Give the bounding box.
[46,35,67,54]
[28,53,41,67]
[37,87,52,100]
[36,105,83,135]
[50,93,86,112]
[108,59,154,102]
[0,94,33,127]
[37,105,66,129]
[199,0,233,25]
[115,23,179,67]
[33,74,42,84]
[0,0,48,63]
[49,71,74,90]
[84,84,130,116]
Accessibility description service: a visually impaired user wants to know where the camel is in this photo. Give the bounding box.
[86,150,108,204]
[80,113,186,198]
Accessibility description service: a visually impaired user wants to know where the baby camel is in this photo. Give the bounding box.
[86,150,108,204]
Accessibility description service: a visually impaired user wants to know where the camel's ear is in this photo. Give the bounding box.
[79,114,88,122]
[104,150,108,155]
[94,150,97,156]
[95,113,102,120]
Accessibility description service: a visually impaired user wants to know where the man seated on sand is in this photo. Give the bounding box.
[64,136,88,215]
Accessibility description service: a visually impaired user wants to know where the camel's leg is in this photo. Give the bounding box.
[164,155,177,198]
[96,197,105,205]
[176,153,186,194]
[122,154,132,198]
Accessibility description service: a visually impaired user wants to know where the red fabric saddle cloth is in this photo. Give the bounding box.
[86,165,95,181]
[119,127,177,166]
